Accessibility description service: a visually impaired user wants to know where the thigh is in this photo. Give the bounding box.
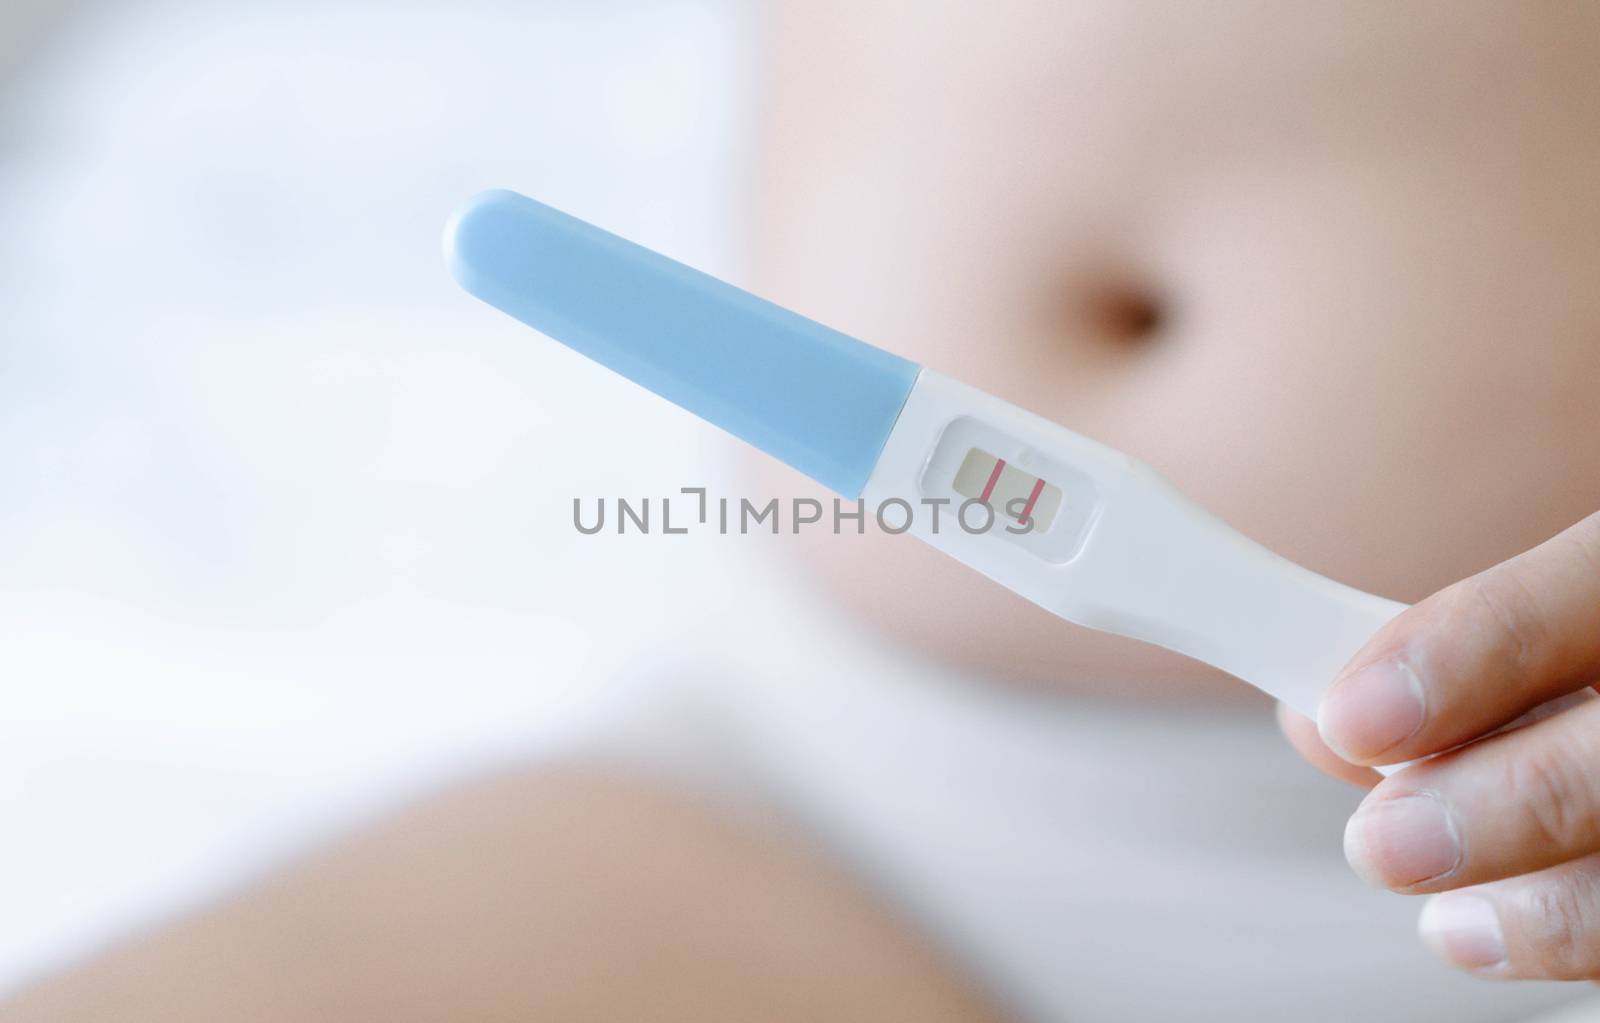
[0,766,1003,1023]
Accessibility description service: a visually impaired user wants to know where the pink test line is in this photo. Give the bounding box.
[978,457,1006,504]
[1018,476,1046,525]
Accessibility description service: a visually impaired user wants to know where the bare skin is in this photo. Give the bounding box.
[0,769,999,1023]
[750,0,1600,701]
[8,1,1600,1016]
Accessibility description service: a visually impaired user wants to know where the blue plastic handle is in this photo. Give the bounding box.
[447,190,920,498]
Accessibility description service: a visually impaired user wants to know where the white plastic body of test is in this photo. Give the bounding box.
[863,369,1408,721]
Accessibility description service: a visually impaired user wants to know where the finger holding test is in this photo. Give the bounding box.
[1420,853,1600,980]
[1276,703,1382,789]
[1316,511,1600,767]
[1344,698,1600,894]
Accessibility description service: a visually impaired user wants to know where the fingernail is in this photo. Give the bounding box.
[1344,792,1462,888]
[1317,659,1426,761]
[1419,893,1507,972]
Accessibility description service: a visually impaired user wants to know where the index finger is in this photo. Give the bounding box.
[1316,510,1600,766]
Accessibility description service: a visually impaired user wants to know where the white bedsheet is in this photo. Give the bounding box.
[0,0,747,989]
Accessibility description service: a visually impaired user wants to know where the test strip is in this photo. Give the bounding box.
[951,447,1063,531]
[446,188,1413,723]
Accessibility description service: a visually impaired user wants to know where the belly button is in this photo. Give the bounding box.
[1083,281,1167,344]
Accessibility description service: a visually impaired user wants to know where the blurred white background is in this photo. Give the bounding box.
[0,0,751,990]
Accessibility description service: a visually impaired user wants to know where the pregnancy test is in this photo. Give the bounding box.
[446,189,1407,720]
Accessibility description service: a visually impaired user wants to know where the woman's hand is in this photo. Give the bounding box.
[1279,510,1600,979]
